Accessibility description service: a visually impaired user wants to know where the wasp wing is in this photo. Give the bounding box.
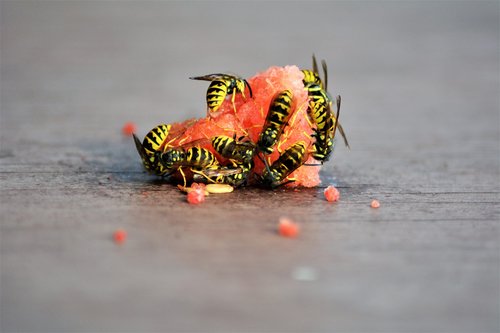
[321,59,328,91]
[189,73,237,82]
[333,95,350,149]
[133,134,149,161]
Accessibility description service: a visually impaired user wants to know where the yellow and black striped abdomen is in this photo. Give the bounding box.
[186,146,219,169]
[257,90,294,154]
[142,124,171,156]
[311,127,335,162]
[302,69,323,88]
[262,141,307,187]
[206,80,229,112]
[212,135,235,157]
[305,84,333,131]
[311,95,343,162]
[212,135,255,163]
[277,141,307,175]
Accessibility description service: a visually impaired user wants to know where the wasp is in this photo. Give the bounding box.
[261,141,308,188]
[211,135,255,164]
[154,144,220,186]
[306,83,335,132]
[134,123,219,178]
[133,124,173,176]
[192,134,256,186]
[159,145,219,171]
[190,73,253,114]
[310,95,342,162]
[257,89,294,155]
[306,84,349,149]
[134,122,199,175]
[193,160,254,187]
[303,55,350,149]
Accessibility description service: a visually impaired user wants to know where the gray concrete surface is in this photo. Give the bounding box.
[1,1,499,332]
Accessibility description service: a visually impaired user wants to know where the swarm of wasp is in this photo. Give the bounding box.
[133,55,349,189]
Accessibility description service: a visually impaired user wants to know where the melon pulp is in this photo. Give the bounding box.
[166,65,321,187]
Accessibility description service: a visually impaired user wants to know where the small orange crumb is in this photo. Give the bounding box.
[278,217,300,238]
[191,182,206,191]
[187,188,205,204]
[324,185,340,202]
[122,122,137,136]
[371,199,380,208]
[113,229,127,244]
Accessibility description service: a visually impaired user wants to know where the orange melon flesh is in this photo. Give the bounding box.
[167,65,321,187]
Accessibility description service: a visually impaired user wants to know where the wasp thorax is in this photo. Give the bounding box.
[257,133,276,154]
[160,149,185,169]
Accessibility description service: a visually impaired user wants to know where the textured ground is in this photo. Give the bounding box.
[1,1,499,332]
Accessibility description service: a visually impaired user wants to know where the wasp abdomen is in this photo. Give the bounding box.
[302,69,323,88]
[206,81,229,112]
[257,89,294,155]
[262,141,307,188]
[186,147,218,169]
[142,124,171,155]
[212,135,255,163]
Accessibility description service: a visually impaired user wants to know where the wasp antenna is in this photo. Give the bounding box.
[244,79,253,98]
[338,124,350,149]
[321,59,328,91]
[257,152,272,176]
[189,75,213,82]
[312,53,319,74]
[332,95,350,149]
[332,95,341,140]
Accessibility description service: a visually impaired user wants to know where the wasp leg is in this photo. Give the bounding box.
[178,167,187,188]
[255,152,272,178]
[230,92,238,116]
[191,169,217,184]
[272,178,297,189]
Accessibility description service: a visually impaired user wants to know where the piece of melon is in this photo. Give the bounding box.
[162,65,321,187]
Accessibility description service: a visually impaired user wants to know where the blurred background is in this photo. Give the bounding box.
[3,1,497,146]
[2,1,498,188]
[1,1,498,332]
